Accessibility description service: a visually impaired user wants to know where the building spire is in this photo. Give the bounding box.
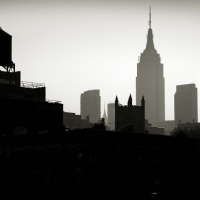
[149,4,151,29]
[128,94,132,107]
[145,4,155,50]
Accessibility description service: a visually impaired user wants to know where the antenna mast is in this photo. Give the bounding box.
[149,4,151,29]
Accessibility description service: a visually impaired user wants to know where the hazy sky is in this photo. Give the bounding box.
[0,0,200,120]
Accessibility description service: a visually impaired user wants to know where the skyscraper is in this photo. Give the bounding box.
[174,84,198,125]
[80,89,101,124]
[136,6,165,126]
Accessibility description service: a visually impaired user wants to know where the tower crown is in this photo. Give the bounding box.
[145,5,155,50]
[146,28,155,50]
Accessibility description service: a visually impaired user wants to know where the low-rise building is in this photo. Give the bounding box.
[63,112,92,130]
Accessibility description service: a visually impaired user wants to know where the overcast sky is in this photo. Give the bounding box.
[0,0,200,120]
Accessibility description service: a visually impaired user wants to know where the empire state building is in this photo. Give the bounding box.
[136,6,165,126]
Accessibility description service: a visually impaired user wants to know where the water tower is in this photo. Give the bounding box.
[0,27,15,72]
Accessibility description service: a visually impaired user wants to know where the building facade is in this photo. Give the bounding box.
[115,95,145,133]
[0,130,200,200]
[107,102,123,131]
[107,103,115,130]
[174,84,198,126]
[63,112,92,130]
[155,120,176,135]
[136,7,165,126]
[80,90,101,124]
[0,28,64,135]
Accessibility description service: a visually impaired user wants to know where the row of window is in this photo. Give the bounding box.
[0,144,85,162]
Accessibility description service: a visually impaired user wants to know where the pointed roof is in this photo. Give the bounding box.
[115,95,118,103]
[146,28,155,50]
[145,5,155,50]
[0,27,12,38]
[138,6,162,64]
[142,95,145,102]
[102,103,107,119]
[128,94,132,106]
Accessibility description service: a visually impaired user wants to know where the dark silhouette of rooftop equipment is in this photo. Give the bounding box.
[0,27,15,72]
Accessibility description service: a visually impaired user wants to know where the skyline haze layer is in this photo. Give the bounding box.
[0,0,200,121]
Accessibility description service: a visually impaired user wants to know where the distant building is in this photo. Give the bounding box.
[178,122,200,131]
[174,84,198,126]
[155,120,176,135]
[91,117,106,131]
[0,28,64,135]
[136,6,165,126]
[107,102,122,131]
[115,94,145,133]
[107,103,115,130]
[80,89,101,124]
[146,126,164,135]
[145,120,165,135]
[63,112,92,130]
[102,105,108,125]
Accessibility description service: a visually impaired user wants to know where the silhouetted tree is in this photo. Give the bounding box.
[171,128,187,138]
[171,127,200,139]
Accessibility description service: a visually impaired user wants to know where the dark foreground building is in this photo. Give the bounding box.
[0,130,199,200]
[63,112,92,130]
[115,95,145,133]
[0,73,64,135]
[0,28,64,135]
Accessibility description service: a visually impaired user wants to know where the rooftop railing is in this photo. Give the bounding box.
[21,81,45,88]
[46,99,62,104]
[0,94,62,104]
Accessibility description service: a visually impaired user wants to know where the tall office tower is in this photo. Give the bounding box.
[80,89,101,124]
[136,6,165,126]
[175,84,198,125]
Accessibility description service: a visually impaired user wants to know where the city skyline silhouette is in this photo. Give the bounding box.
[1,2,200,198]
[0,0,199,121]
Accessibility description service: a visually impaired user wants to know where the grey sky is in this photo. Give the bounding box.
[0,0,200,120]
